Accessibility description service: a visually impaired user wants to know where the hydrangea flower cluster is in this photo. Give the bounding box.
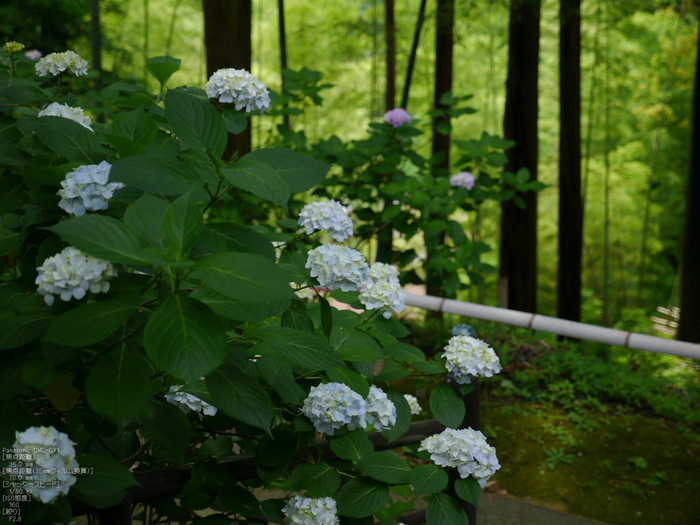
[450,172,476,190]
[383,108,412,127]
[302,382,366,435]
[442,335,502,384]
[368,261,400,282]
[38,102,93,131]
[205,68,271,112]
[57,161,124,216]
[25,49,42,61]
[165,386,218,417]
[404,393,422,415]
[35,50,88,77]
[298,200,354,242]
[36,247,116,305]
[418,427,500,487]
[365,385,397,430]
[306,244,370,292]
[282,495,339,525]
[4,41,25,54]
[358,277,406,319]
[11,426,79,504]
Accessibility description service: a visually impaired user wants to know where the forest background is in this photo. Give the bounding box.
[2,0,698,333]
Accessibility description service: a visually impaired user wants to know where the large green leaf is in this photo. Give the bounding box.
[243,148,330,193]
[71,455,140,509]
[256,355,306,406]
[123,193,169,248]
[165,88,227,157]
[206,363,274,434]
[291,462,341,497]
[0,311,54,349]
[143,401,191,454]
[327,367,369,397]
[410,465,449,496]
[0,227,25,256]
[192,253,296,304]
[426,493,469,525]
[107,107,158,157]
[196,223,275,260]
[85,347,153,420]
[380,389,412,444]
[382,343,426,363]
[454,477,481,506]
[110,154,203,195]
[222,160,290,212]
[217,483,260,516]
[337,477,390,518]
[143,295,227,383]
[189,286,290,322]
[0,144,29,166]
[145,55,181,86]
[48,215,149,265]
[356,451,411,484]
[329,428,373,461]
[163,192,202,260]
[32,116,105,164]
[45,301,137,346]
[0,175,28,214]
[429,384,465,429]
[281,302,315,333]
[257,327,345,371]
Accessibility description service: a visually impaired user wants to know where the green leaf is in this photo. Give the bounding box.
[217,483,260,515]
[222,108,247,133]
[163,192,202,260]
[380,389,412,444]
[0,227,25,256]
[123,193,169,248]
[337,477,390,518]
[455,477,481,506]
[0,144,30,166]
[108,107,158,157]
[426,493,469,525]
[145,55,181,86]
[257,326,346,371]
[382,343,426,363]
[410,465,449,496]
[189,286,290,322]
[243,148,330,193]
[180,476,216,510]
[71,454,140,509]
[282,303,315,333]
[222,160,291,213]
[192,253,296,304]
[329,428,373,461]
[291,462,342,497]
[32,116,106,164]
[414,360,447,374]
[373,360,409,382]
[110,154,203,195]
[165,88,227,157]
[327,367,369,397]
[356,451,411,484]
[0,175,28,214]
[320,295,333,339]
[143,294,227,383]
[0,311,54,349]
[85,347,152,420]
[197,223,275,260]
[256,355,306,406]
[45,301,137,346]
[430,384,466,429]
[143,401,191,454]
[207,363,274,434]
[47,215,149,265]
[339,345,385,362]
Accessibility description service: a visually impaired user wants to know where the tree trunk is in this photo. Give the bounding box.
[203,0,252,159]
[278,0,290,128]
[557,0,581,323]
[425,0,454,303]
[499,0,541,313]
[385,0,396,111]
[677,27,700,343]
[401,0,427,109]
[90,0,102,92]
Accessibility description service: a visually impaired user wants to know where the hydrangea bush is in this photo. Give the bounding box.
[0,46,501,525]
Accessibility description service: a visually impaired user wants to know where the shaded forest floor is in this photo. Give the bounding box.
[399,315,700,525]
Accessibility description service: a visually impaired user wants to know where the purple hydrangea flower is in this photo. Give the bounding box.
[450,172,476,190]
[383,108,412,127]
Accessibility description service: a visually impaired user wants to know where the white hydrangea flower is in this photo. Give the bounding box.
[283,495,339,525]
[368,262,400,283]
[365,385,396,431]
[11,426,79,504]
[418,427,500,487]
[57,161,124,216]
[302,382,366,435]
[35,50,88,77]
[35,246,116,306]
[165,386,218,418]
[404,394,422,415]
[205,68,271,112]
[306,244,370,292]
[298,200,354,242]
[38,102,93,131]
[442,335,502,384]
[358,277,406,319]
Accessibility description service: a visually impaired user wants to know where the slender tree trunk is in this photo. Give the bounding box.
[278,0,290,128]
[602,2,611,326]
[144,0,149,84]
[558,0,582,323]
[499,0,541,313]
[677,27,700,343]
[425,0,455,304]
[401,0,428,109]
[203,0,252,159]
[91,0,102,92]
[385,0,396,111]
